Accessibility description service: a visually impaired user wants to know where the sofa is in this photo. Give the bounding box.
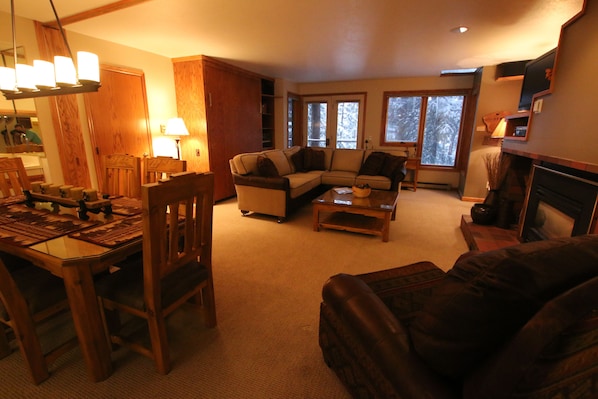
[229,146,408,222]
[319,235,598,399]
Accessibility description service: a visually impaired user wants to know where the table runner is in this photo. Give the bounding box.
[69,214,143,248]
[0,205,97,246]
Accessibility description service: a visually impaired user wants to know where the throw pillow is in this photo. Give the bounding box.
[304,148,326,171]
[256,155,279,177]
[380,154,407,178]
[291,148,307,172]
[408,234,598,379]
[359,152,386,175]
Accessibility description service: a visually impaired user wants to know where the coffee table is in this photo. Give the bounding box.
[312,188,399,242]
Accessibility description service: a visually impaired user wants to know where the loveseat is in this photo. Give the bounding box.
[229,146,408,222]
[319,235,598,399]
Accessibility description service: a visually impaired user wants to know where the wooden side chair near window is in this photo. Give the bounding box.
[0,254,78,384]
[0,157,31,204]
[102,154,142,199]
[96,171,217,374]
[142,156,187,184]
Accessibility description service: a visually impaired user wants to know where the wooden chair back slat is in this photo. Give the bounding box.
[102,154,141,198]
[143,157,187,184]
[0,157,31,199]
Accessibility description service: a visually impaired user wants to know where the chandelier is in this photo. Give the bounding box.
[0,0,101,100]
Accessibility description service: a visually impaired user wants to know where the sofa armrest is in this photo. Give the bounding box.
[357,261,446,324]
[390,162,407,191]
[232,173,289,191]
[321,271,457,398]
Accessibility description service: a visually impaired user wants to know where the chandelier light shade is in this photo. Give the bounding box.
[0,0,101,100]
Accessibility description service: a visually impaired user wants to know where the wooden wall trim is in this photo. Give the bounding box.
[34,21,92,188]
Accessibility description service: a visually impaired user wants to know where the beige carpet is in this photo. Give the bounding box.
[0,188,472,398]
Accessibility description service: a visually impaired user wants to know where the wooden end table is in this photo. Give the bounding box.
[312,188,399,242]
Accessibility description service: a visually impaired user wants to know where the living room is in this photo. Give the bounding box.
[0,1,597,398]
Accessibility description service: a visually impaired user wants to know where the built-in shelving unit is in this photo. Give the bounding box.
[503,111,530,141]
[261,78,275,149]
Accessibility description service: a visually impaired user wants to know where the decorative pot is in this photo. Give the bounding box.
[352,185,371,198]
[470,203,497,225]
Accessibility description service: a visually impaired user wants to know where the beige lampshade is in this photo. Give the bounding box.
[164,118,189,136]
[490,118,507,138]
[33,60,56,89]
[77,51,100,83]
[0,67,16,92]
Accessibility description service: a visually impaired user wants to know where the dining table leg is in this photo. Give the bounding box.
[61,265,112,382]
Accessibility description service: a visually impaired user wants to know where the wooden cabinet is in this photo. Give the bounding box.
[261,79,275,149]
[173,56,268,201]
[504,111,530,141]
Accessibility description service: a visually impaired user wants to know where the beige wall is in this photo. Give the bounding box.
[502,1,598,168]
[461,66,522,200]
[0,11,178,187]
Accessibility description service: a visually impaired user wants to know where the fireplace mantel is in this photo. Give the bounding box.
[502,147,598,176]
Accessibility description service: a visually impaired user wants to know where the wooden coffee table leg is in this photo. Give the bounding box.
[382,213,392,242]
[313,205,320,231]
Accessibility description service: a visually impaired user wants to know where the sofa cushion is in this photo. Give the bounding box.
[359,151,386,175]
[408,234,598,379]
[257,155,280,177]
[304,148,326,171]
[265,150,292,176]
[291,148,307,172]
[381,154,407,179]
[331,149,364,173]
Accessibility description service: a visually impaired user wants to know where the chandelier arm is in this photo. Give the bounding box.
[10,0,17,67]
[49,0,74,60]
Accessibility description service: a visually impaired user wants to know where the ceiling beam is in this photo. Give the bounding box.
[43,0,151,28]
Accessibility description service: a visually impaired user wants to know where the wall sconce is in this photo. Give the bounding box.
[482,111,509,145]
[164,117,189,160]
[0,0,101,100]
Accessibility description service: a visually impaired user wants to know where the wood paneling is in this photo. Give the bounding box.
[173,56,262,201]
[34,22,92,188]
[84,66,152,194]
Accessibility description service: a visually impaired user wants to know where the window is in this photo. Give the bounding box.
[287,93,302,148]
[304,94,365,149]
[382,90,469,168]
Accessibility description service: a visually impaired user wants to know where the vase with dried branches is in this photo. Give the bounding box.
[471,152,512,225]
[483,152,511,207]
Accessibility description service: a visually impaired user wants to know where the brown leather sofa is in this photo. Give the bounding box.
[319,235,598,399]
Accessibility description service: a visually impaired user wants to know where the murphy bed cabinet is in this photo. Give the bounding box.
[172,55,274,201]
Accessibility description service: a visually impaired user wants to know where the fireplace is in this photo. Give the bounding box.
[520,164,598,242]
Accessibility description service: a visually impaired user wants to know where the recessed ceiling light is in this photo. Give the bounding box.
[451,26,469,34]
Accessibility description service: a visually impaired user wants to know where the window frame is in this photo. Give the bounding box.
[303,93,367,149]
[380,89,472,171]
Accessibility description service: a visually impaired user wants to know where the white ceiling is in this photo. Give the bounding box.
[0,0,585,82]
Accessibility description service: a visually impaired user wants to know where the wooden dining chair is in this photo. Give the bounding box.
[102,154,142,198]
[0,157,31,201]
[0,254,78,384]
[142,156,187,184]
[96,171,217,374]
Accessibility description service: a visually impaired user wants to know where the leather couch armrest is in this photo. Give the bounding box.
[357,261,446,324]
[232,173,289,191]
[322,272,456,398]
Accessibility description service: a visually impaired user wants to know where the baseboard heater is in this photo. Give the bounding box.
[416,182,452,190]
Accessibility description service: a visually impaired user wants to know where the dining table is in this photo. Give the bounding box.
[0,196,143,382]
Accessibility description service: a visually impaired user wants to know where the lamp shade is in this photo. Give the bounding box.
[490,118,507,138]
[0,67,16,92]
[77,51,100,83]
[54,56,78,87]
[164,118,189,136]
[33,60,56,89]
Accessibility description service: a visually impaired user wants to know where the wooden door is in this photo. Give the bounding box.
[84,66,152,193]
[203,63,261,200]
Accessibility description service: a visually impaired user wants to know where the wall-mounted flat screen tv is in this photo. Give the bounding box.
[518,48,557,112]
